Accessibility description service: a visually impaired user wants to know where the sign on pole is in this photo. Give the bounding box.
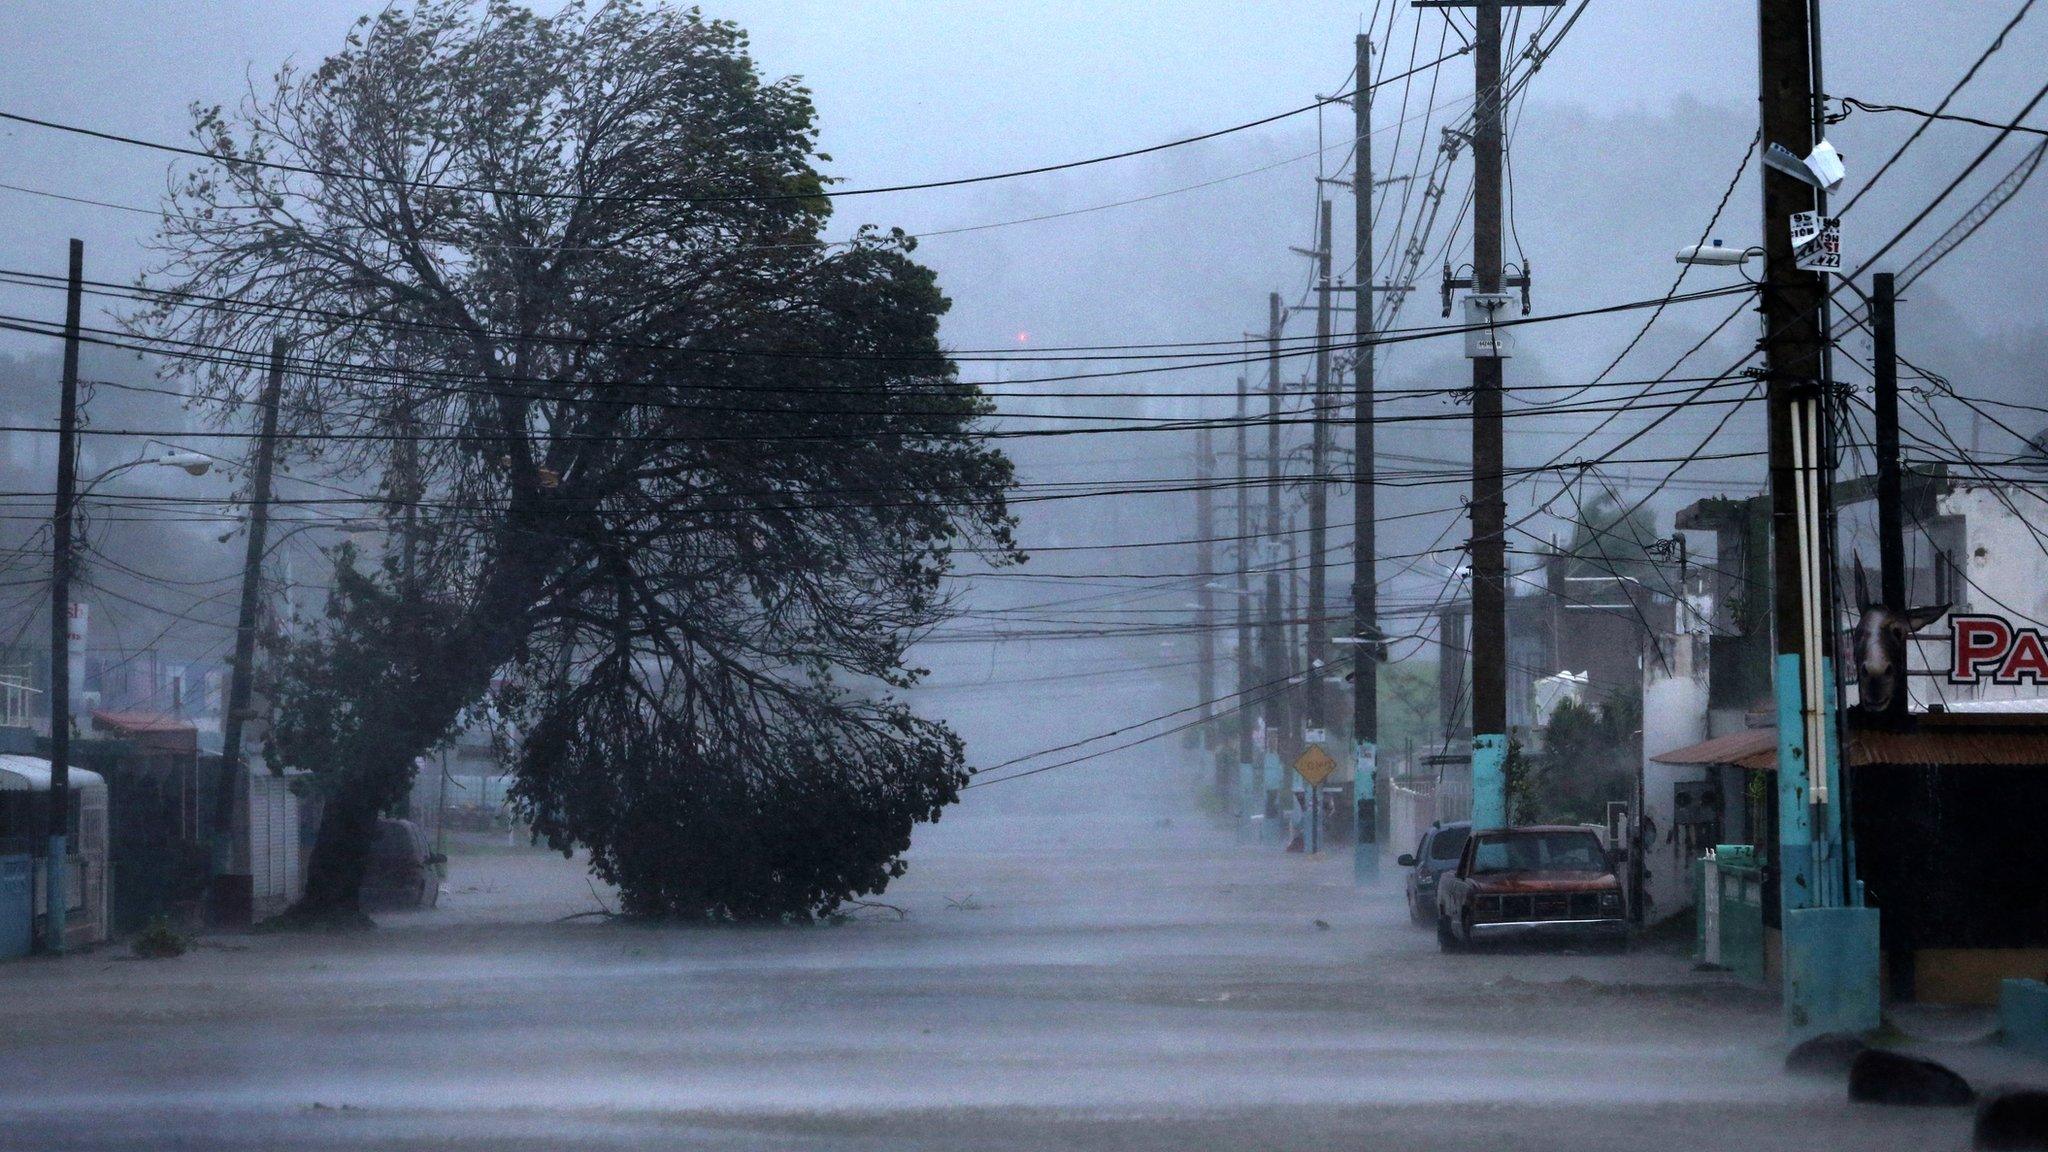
[1294,743,1337,787]
[1791,211,1842,272]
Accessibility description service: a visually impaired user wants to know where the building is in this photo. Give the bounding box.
[0,752,110,952]
[1644,473,2048,1004]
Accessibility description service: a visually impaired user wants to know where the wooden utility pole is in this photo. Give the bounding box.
[1195,423,1222,798]
[1262,293,1287,790]
[1758,0,1877,1037]
[1306,199,1335,742]
[1351,32,1383,861]
[211,336,287,916]
[1758,0,1832,908]
[43,238,84,954]
[1469,1,1508,830]
[1871,272,1906,637]
[1417,0,1554,828]
[1234,373,1255,809]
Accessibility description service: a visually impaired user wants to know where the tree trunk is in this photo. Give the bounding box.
[283,536,551,923]
[292,783,386,926]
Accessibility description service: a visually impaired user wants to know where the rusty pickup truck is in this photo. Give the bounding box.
[1435,825,1626,952]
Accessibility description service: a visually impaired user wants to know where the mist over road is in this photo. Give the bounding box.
[0,811,2022,1150]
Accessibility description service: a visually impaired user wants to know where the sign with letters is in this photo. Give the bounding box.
[1948,614,2048,685]
[1293,744,1337,787]
[1791,211,1842,272]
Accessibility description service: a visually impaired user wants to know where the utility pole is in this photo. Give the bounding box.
[210,336,286,921]
[1306,199,1335,746]
[1757,0,1878,1039]
[1871,272,1906,651]
[1262,293,1287,832]
[1286,511,1302,849]
[1352,32,1384,874]
[1467,0,1508,831]
[1418,0,1552,829]
[1196,424,1223,799]
[1235,373,1255,819]
[43,238,84,954]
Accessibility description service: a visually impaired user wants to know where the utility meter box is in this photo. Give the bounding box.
[1673,779,1721,826]
[1463,293,1516,359]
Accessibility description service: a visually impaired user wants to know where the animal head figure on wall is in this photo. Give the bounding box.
[1849,555,1948,715]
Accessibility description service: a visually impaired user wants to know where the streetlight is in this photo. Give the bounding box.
[64,449,218,716]
[82,449,216,489]
[1674,239,1764,267]
[43,447,213,954]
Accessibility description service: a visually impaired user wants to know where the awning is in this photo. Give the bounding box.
[1653,712,2048,771]
[1651,727,1777,770]
[90,709,199,753]
[0,755,107,791]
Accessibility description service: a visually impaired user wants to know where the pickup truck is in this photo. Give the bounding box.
[1435,825,1626,952]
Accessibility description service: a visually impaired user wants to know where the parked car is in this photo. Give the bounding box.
[1397,820,1471,925]
[1435,825,1625,952]
[360,818,445,912]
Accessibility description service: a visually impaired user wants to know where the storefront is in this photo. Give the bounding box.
[1656,710,2048,1005]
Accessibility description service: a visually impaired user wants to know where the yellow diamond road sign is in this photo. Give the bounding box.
[1294,743,1337,787]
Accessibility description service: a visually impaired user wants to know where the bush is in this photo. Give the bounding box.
[130,915,190,960]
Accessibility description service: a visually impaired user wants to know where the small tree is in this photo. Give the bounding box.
[1533,696,1641,823]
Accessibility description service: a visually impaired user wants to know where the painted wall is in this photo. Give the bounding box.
[1639,617,1711,925]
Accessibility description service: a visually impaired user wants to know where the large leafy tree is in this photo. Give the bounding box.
[1562,493,1660,584]
[142,1,1017,920]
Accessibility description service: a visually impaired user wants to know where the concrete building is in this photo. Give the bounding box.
[1647,473,2048,1003]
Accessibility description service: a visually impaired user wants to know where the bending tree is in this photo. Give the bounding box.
[141,0,1017,921]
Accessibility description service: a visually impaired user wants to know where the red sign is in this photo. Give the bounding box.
[1949,614,2048,685]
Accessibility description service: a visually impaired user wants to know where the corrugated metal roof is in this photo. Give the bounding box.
[1652,714,2048,770]
[1652,728,1777,770]
[88,710,196,734]
[0,755,107,792]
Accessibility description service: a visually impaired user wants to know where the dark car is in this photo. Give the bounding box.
[1435,825,1626,952]
[360,818,445,912]
[1397,821,1471,925]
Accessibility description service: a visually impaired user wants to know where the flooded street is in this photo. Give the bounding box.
[0,812,2021,1150]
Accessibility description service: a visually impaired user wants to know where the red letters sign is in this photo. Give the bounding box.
[1949,614,2048,685]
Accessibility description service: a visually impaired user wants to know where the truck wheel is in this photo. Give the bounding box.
[1436,913,1462,953]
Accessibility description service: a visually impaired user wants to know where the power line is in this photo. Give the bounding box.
[0,282,1756,407]
[1836,0,2036,216]
[1832,95,2048,140]
[0,52,1474,208]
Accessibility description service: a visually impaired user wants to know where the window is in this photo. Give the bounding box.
[1429,826,1469,862]
[1469,831,1607,874]
[1471,839,1510,873]
[1934,547,1956,607]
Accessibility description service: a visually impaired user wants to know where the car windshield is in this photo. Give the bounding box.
[1428,827,1469,862]
[1468,831,1606,874]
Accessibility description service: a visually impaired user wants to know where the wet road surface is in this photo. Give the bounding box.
[0,811,2034,1150]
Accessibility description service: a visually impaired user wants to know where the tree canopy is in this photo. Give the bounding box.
[143,0,1018,920]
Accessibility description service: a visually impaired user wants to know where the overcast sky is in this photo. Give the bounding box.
[2,2,2043,783]
[3,1,2043,351]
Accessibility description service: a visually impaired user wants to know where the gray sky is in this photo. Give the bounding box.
[3,1,2043,347]
[2,1,2043,789]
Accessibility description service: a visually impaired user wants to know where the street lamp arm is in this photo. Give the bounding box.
[77,451,215,496]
